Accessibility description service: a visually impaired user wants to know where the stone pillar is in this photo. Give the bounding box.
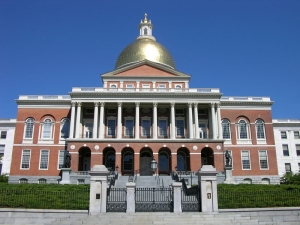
[89,165,110,215]
[170,102,175,139]
[224,165,237,184]
[93,102,99,138]
[117,102,122,139]
[75,102,82,138]
[60,168,71,184]
[69,102,76,138]
[194,103,199,139]
[197,165,218,212]
[216,103,222,139]
[135,102,140,139]
[210,103,216,139]
[153,102,157,139]
[188,103,193,139]
[172,182,182,213]
[126,182,136,213]
[99,102,105,139]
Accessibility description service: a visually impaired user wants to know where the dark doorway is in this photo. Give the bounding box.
[140,149,153,176]
[78,147,91,171]
[201,148,214,167]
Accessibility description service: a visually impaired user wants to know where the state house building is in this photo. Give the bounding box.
[9,15,280,184]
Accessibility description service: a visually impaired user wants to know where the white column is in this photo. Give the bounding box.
[93,102,99,138]
[120,81,123,88]
[69,102,76,138]
[170,102,175,139]
[152,81,156,92]
[216,103,222,139]
[153,102,157,139]
[135,102,140,139]
[168,81,172,89]
[104,81,107,88]
[117,102,122,139]
[136,81,140,92]
[194,103,199,139]
[210,103,216,139]
[99,102,105,139]
[75,102,82,138]
[188,103,193,139]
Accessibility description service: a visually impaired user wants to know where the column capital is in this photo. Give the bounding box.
[170,102,175,107]
[94,102,99,107]
[117,102,123,107]
[100,102,105,107]
[71,102,76,107]
[216,103,221,108]
[153,102,158,107]
[187,102,193,108]
[135,102,140,107]
[77,102,82,107]
[210,102,215,108]
[193,102,198,108]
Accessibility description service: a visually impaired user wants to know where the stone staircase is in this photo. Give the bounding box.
[115,175,174,188]
[1,210,299,225]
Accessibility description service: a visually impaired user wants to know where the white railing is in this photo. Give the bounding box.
[273,119,300,123]
[221,96,271,102]
[71,87,220,93]
[18,95,71,100]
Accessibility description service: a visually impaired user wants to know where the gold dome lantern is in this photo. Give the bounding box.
[115,14,176,69]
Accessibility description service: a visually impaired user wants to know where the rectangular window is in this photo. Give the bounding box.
[294,131,300,139]
[198,109,206,115]
[142,84,150,92]
[158,84,166,92]
[85,108,94,114]
[21,150,31,169]
[107,119,116,136]
[175,109,184,115]
[107,108,117,115]
[281,131,287,139]
[259,150,268,169]
[241,151,250,170]
[296,145,300,156]
[141,119,150,137]
[199,123,207,139]
[176,119,185,137]
[126,84,134,91]
[39,150,49,170]
[58,150,65,169]
[283,144,289,156]
[285,163,291,173]
[125,119,134,137]
[158,119,168,137]
[0,131,7,139]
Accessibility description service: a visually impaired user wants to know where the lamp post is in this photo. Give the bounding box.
[151,157,157,174]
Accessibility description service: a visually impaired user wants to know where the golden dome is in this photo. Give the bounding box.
[115,14,176,69]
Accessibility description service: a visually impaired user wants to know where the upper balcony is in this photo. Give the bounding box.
[18,95,71,100]
[71,87,220,93]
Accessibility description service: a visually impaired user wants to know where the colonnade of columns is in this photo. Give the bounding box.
[69,101,222,140]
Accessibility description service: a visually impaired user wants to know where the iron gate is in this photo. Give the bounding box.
[181,185,200,212]
[106,188,127,212]
[135,188,173,212]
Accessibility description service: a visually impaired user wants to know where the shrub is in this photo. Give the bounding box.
[280,172,300,185]
[0,174,9,183]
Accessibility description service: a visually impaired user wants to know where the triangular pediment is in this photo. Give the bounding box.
[101,60,190,78]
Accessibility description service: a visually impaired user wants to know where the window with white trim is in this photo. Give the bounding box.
[124,118,134,137]
[241,150,250,170]
[141,118,151,137]
[126,84,134,91]
[60,118,70,139]
[21,150,31,169]
[282,144,289,156]
[296,145,300,156]
[175,118,185,137]
[259,150,268,169]
[142,84,150,92]
[158,119,168,137]
[255,119,265,139]
[285,163,291,173]
[110,84,117,88]
[42,119,52,139]
[58,150,65,169]
[281,131,287,139]
[0,131,7,139]
[238,120,249,139]
[294,131,300,139]
[158,84,166,92]
[175,84,182,89]
[24,118,34,138]
[39,150,49,170]
[107,118,116,136]
[222,119,231,139]
[199,121,208,139]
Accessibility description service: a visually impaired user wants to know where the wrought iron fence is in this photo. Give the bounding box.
[0,189,89,210]
[218,190,300,209]
[135,187,173,212]
[181,179,200,212]
[107,188,127,212]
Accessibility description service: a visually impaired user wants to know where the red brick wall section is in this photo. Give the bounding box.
[115,65,177,77]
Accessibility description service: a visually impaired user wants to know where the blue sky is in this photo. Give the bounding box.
[0,0,299,119]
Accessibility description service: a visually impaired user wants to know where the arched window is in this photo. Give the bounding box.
[123,152,133,171]
[38,178,47,184]
[42,119,52,139]
[256,119,265,139]
[261,178,270,185]
[222,119,231,139]
[144,28,148,35]
[159,152,169,173]
[238,120,248,139]
[243,178,252,184]
[24,118,34,138]
[19,178,28,184]
[175,85,182,89]
[105,151,115,170]
[60,118,70,139]
[177,151,186,171]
